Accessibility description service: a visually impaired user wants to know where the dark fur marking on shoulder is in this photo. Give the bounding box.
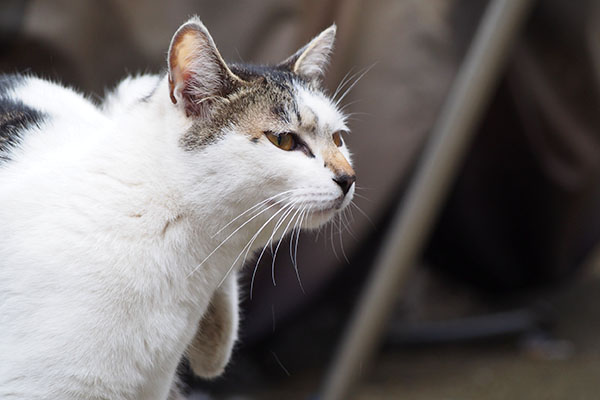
[0,74,46,163]
[0,74,22,93]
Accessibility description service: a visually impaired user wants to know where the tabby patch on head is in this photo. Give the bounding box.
[167,17,355,218]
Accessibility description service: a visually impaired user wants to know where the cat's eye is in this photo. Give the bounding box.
[266,131,295,151]
[332,131,343,147]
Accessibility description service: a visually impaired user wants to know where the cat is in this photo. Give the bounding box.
[0,16,354,400]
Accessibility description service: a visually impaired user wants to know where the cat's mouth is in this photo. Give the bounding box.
[264,193,350,226]
[308,197,348,217]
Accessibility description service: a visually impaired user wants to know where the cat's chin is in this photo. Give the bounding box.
[302,192,354,229]
[303,206,343,229]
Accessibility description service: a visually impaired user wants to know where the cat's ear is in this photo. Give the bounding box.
[168,17,244,117]
[278,24,337,81]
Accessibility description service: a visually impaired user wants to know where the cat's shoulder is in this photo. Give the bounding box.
[1,73,100,116]
[0,73,105,165]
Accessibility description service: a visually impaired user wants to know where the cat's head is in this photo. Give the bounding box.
[167,17,354,230]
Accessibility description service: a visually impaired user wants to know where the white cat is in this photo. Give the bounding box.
[0,17,354,399]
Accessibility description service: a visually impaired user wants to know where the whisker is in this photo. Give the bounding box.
[270,204,300,286]
[289,203,306,264]
[291,206,308,294]
[345,205,357,227]
[240,203,298,271]
[339,99,364,113]
[271,205,304,286]
[211,189,298,238]
[350,201,374,227]
[332,67,357,102]
[343,111,372,118]
[247,202,296,298]
[191,194,292,279]
[330,219,340,261]
[335,63,376,107]
[294,208,305,268]
[289,208,300,263]
[251,202,298,297]
[293,206,308,269]
[341,207,357,240]
[334,67,364,104]
[267,205,294,256]
[218,201,294,287]
[314,219,324,242]
[338,214,350,264]
[270,351,291,377]
[352,192,372,202]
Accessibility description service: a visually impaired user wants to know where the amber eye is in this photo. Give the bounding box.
[332,131,343,147]
[266,131,295,151]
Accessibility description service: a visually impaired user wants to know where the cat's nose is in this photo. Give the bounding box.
[333,174,356,196]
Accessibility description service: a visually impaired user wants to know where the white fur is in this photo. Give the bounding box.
[0,20,352,400]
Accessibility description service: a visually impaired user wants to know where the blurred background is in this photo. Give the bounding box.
[3,0,600,399]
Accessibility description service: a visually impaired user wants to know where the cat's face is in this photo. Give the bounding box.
[168,18,354,231]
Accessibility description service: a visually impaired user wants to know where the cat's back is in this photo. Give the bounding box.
[0,73,107,167]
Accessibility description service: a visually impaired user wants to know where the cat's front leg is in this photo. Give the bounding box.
[186,272,239,378]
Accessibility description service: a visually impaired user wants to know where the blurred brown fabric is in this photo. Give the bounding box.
[427,0,600,292]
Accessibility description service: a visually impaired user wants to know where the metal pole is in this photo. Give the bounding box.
[320,1,535,399]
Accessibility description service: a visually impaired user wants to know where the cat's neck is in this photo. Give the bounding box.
[94,77,270,286]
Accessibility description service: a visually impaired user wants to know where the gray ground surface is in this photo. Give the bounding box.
[246,267,600,400]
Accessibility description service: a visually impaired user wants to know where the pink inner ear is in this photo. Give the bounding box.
[168,26,227,117]
[169,28,200,106]
[168,22,247,117]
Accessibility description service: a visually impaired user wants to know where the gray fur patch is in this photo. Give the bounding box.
[0,74,46,163]
[180,120,224,151]
[300,105,319,136]
[179,63,302,151]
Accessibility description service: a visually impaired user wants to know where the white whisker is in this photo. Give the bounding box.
[339,99,364,113]
[350,201,374,227]
[292,206,308,294]
[338,214,350,264]
[188,195,293,279]
[352,192,371,202]
[332,68,356,102]
[218,201,294,288]
[341,207,357,240]
[269,204,299,286]
[335,64,375,107]
[211,189,298,238]
[330,218,340,261]
[272,204,304,286]
[289,204,306,263]
[250,202,297,298]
